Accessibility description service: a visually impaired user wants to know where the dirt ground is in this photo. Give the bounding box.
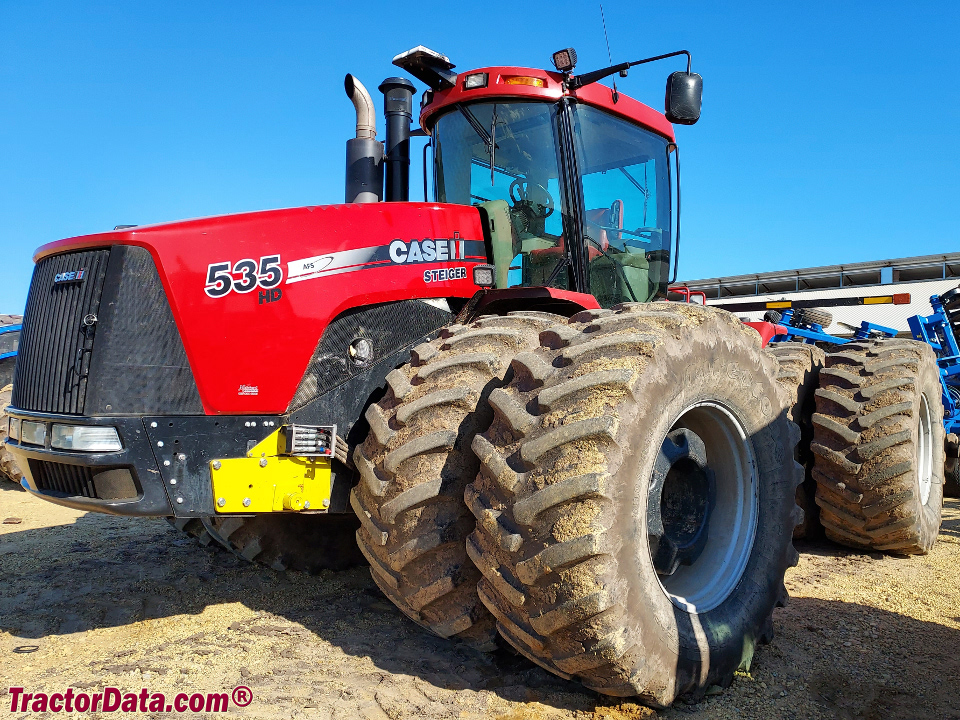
[2,480,959,720]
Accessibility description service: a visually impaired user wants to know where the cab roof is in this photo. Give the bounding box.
[418,66,676,142]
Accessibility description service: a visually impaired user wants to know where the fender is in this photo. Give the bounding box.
[471,287,601,317]
[743,321,788,348]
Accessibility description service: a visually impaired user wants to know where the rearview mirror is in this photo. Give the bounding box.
[665,72,702,125]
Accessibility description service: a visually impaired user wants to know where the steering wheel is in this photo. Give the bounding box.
[508,178,554,219]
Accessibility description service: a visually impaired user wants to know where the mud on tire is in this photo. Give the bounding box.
[465,303,803,705]
[811,339,944,554]
[766,343,825,538]
[166,514,365,572]
[351,312,563,649]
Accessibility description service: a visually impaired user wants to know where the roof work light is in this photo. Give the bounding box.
[551,48,577,73]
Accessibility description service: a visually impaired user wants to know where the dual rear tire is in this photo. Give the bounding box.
[167,514,365,571]
[810,339,944,553]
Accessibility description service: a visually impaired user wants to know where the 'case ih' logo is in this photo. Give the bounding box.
[53,269,86,284]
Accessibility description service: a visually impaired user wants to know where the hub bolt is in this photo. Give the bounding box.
[259,458,268,467]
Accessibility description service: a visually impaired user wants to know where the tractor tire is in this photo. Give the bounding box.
[945,460,960,498]
[810,338,944,554]
[0,314,20,388]
[0,384,23,484]
[794,308,833,328]
[166,514,365,571]
[766,342,825,538]
[465,303,802,705]
[352,312,563,650]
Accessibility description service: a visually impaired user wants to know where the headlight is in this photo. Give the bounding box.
[20,420,47,447]
[8,417,20,442]
[463,72,488,89]
[51,424,122,452]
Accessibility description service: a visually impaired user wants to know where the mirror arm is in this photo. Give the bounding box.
[569,50,692,90]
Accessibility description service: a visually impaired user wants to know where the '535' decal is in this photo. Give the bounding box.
[205,256,283,298]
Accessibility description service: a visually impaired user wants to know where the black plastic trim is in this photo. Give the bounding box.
[5,412,171,516]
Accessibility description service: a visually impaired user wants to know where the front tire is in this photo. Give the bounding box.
[352,312,562,649]
[465,303,802,705]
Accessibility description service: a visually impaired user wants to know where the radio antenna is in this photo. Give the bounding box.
[600,4,619,102]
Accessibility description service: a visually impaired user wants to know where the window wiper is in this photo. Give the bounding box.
[618,166,649,198]
[596,225,662,244]
[586,236,639,302]
[457,103,495,152]
[544,255,570,288]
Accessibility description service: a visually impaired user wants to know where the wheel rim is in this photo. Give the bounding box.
[647,401,759,614]
[918,393,934,506]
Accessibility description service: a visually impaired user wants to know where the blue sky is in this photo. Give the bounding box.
[1,1,957,312]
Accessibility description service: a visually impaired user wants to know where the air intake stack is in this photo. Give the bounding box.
[344,74,383,203]
[378,77,415,202]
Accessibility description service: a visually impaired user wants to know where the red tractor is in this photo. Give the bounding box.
[7,46,806,705]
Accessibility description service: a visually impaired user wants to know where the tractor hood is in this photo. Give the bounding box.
[32,202,487,413]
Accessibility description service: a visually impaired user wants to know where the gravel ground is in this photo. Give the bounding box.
[2,480,959,719]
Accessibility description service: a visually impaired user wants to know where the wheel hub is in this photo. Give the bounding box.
[648,429,716,576]
[645,401,759,614]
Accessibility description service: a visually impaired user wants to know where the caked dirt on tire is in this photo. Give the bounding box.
[2,482,960,719]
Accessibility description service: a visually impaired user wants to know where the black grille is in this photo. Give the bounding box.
[13,250,111,414]
[287,300,452,412]
[29,459,98,497]
[84,246,203,415]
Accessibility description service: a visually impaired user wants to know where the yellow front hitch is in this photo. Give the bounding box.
[210,426,332,513]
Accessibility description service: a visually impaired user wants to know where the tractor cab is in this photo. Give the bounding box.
[404,47,699,308]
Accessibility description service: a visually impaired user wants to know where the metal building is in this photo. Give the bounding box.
[677,252,960,335]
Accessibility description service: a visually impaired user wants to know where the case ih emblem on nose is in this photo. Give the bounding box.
[53,269,85,284]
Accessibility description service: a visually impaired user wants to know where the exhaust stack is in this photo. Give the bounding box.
[378,77,415,202]
[344,74,383,203]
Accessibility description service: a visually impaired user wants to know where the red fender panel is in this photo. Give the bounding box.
[36,203,489,414]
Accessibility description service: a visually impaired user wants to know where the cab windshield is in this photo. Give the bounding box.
[432,99,672,305]
[434,101,571,290]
